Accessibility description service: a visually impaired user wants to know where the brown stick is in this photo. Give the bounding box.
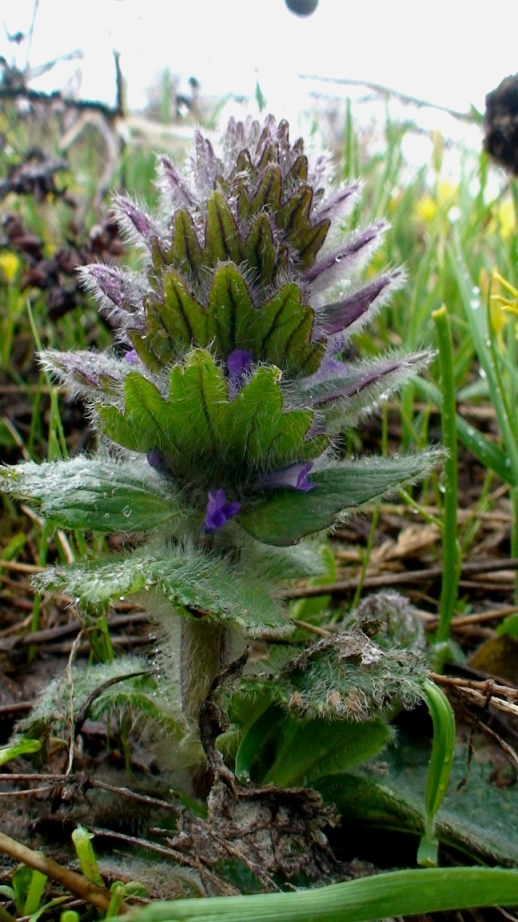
[283,557,518,599]
[0,831,128,913]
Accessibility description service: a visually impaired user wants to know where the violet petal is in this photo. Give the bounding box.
[203,489,241,533]
[258,462,316,492]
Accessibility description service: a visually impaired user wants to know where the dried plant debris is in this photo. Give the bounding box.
[2,210,124,320]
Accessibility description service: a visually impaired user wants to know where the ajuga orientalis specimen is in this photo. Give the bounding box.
[1,116,437,737]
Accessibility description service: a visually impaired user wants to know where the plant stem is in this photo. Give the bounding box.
[180,617,227,727]
[432,306,460,644]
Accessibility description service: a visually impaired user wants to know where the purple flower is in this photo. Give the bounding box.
[258,461,316,493]
[227,348,253,397]
[203,489,241,533]
[124,349,139,364]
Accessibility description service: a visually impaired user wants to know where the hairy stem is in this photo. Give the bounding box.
[180,617,227,726]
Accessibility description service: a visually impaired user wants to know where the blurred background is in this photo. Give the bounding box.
[2,0,517,171]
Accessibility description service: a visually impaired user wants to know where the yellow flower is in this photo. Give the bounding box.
[490,269,518,344]
[414,181,458,227]
[486,198,516,240]
[497,198,516,239]
[0,252,20,284]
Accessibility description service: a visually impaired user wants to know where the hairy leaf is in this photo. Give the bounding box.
[315,731,518,868]
[240,627,427,721]
[39,542,288,634]
[239,452,439,545]
[263,717,391,787]
[0,456,183,533]
[98,351,328,489]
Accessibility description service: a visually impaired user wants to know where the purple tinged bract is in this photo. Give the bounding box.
[258,461,316,493]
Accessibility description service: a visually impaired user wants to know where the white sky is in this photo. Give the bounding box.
[1,0,517,125]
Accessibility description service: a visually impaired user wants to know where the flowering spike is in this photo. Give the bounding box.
[68,116,433,543]
[3,115,436,636]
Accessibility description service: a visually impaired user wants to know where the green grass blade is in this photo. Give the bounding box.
[432,306,460,642]
[413,377,511,483]
[448,239,518,481]
[124,867,518,922]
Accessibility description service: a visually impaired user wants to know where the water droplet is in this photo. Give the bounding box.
[469,286,481,311]
[104,512,110,519]
[335,254,343,263]
[236,770,251,784]
[122,505,132,518]
[448,206,461,224]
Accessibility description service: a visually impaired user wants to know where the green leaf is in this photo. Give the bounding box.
[164,209,204,282]
[263,717,390,787]
[115,867,518,922]
[290,544,336,621]
[98,372,171,455]
[497,613,518,637]
[40,542,287,635]
[316,731,518,868]
[98,352,325,488]
[278,187,330,268]
[134,271,209,366]
[0,738,41,766]
[16,656,186,748]
[257,283,324,376]
[206,263,257,356]
[239,453,438,545]
[243,214,277,285]
[241,627,426,722]
[234,702,284,782]
[238,163,282,220]
[419,680,456,866]
[243,539,327,582]
[204,190,243,265]
[0,456,183,533]
[205,266,324,376]
[229,364,325,471]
